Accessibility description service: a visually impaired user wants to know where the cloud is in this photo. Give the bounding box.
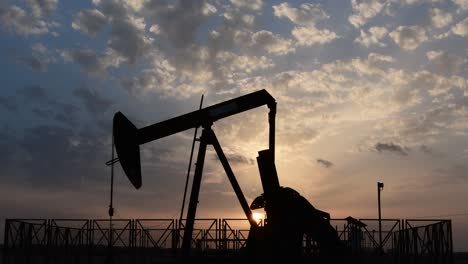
[370,99,467,146]
[397,0,444,5]
[120,46,211,98]
[0,4,49,35]
[73,1,153,67]
[375,142,409,155]
[73,87,112,115]
[213,152,255,165]
[149,24,160,34]
[250,30,294,55]
[72,9,107,36]
[0,124,109,188]
[234,54,465,145]
[143,0,217,49]
[230,0,262,11]
[66,1,154,75]
[61,49,121,76]
[107,15,153,64]
[16,55,48,72]
[292,25,339,46]
[15,42,58,72]
[419,144,432,154]
[317,159,333,168]
[27,0,58,17]
[354,26,388,47]
[273,2,329,26]
[32,43,47,54]
[429,8,453,29]
[426,50,465,75]
[120,67,176,97]
[234,53,439,125]
[216,51,274,74]
[11,85,80,127]
[348,0,385,28]
[222,9,256,28]
[453,0,468,11]
[210,29,294,55]
[451,17,468,37]
[272,2,338,46]
[389,25,428,50]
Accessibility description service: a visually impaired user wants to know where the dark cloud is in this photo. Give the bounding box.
[419,145,431,154]
[51,101,80,127]
[389,25,427,51]
[213,153,255,165]
[144,0,216,49]
[16,55,48,72]
[120,64,181,97]
[67,1,152,74]
[72,9,107,36]
[0,96,17,112]
[226,153,255,165]
[107,16,152,64]
[21,85,80,126]
[375,142,409,155]
[73,87,112,115]
[31,107,53,118]
[13,43,55,72]
[20,85,48,101]
[316,159,333,168]
[95,0,128,18]
[0,125,109,189]
[426,50,464,75]
[2,85,49,114]
[62,49,110,75]
[89,0,152,64]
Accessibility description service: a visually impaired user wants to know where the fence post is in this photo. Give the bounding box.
[3,219,10,264]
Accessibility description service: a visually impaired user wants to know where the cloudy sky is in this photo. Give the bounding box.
[0,0,467,251]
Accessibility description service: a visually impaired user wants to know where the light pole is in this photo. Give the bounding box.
[377,182,384,252]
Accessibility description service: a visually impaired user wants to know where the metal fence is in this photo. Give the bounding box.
[3,218,453,264]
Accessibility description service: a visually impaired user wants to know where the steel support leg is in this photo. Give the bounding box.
[182,128,209,259]
[209,130,257,227]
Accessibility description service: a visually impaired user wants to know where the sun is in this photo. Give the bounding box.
[252,212,265,222]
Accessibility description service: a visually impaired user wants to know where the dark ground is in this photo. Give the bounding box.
[1,247,467,264]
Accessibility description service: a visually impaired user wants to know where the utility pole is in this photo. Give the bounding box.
[105,137,119,264]
[377,182,384,252]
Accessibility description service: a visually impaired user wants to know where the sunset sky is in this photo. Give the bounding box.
[0,0,467,251]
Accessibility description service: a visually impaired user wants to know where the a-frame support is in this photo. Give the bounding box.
[181,126,258,258]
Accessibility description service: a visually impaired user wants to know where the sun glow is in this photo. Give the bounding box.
[252,212,265,222]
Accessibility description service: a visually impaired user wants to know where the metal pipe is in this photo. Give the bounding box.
[107,136,115,263]
[378,182,384,251]
[178,95,204,247]
[268,103,276,161]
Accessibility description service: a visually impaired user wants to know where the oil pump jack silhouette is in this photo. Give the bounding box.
[112,89,347,262]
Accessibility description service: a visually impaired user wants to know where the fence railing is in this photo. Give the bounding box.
[3,218,452,263]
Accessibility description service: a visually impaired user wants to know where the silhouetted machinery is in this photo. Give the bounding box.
[113,89,347,261]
